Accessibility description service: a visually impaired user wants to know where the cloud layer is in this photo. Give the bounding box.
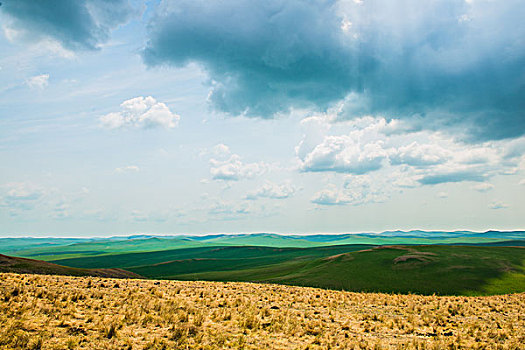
[144,0,525,140]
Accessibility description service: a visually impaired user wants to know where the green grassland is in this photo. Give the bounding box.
[2,232,524,296]
[47,243,525,296]
[50,245,374,269]
[170,246,525,295]
[155,245,525,295]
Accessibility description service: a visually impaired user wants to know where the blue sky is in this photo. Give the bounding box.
[0,0,524,236]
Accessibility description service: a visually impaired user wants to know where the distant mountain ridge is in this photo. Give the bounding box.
[1,231,523,262]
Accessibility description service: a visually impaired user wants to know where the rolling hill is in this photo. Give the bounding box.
[0,254,142,279]
[49,244,525,296]
[173,245,525,295]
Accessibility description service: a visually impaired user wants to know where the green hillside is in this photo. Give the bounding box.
[51,245,373,269]
[137,245,525,296]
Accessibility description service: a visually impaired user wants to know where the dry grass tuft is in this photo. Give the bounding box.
[0,272,523,349]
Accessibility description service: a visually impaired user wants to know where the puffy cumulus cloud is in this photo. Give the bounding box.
[212,143,231,157]
[246,181,296,200]
[100,96,180,129]
[311,185,350,206]
[312,175,386,206]
[0,0,134,51]
[389,142,450,167]
[297,116,397,174]
[26,74,49,89]
[144,0,524,140]
[311,175,384,205]
[209,145,268,181]
[298,115,525,185]
[210,155,267,181]
[301,135,387,174]
[342,175,388,204]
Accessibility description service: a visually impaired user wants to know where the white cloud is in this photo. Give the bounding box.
[301,135,387,174]
[489,201,509,210]
[115,165,140,173]
[472,183,495,192]
[26,74,49,89]
[297,115,523,188]
[311,185,350,206]
[519,179,525,186]
[390,142,450,166]
[100,96,180,129]
[209,146,267,181]
[312,175,386,206]
[212,143,231,157]
[342,175,388,205]
[246,181,296,200]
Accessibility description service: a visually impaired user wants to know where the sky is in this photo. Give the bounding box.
[0,0,524,237]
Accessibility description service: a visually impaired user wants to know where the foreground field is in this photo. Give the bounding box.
[1,273,523,349]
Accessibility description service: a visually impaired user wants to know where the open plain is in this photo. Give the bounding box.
[1,272,523,349]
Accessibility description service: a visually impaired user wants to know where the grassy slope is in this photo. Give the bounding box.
[6,241,525,295]
[0,254,142,279]
[155,245,525,296]
[51,245,374,270]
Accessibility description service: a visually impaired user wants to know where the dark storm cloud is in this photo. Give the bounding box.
[144,0,525,140]
[144,0,351,117]
[0,0,134,51]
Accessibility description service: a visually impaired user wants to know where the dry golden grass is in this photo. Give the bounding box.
[1,272,523,349]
